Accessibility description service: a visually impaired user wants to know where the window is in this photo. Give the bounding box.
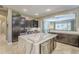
[43,13,75,33]
[43,19,55,33]
[55,22,71,31]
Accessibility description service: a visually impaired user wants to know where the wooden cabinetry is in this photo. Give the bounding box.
[12,16,21,42]
[55,33,79,47]
[12,17,38,42]
[32,20,38,27]
[25,20,38,27]
[40,40,50,54]
[12,16,26,42]
[40,38,56,54]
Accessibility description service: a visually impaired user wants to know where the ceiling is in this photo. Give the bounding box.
[0,7,8,16]
[3,5,79,18]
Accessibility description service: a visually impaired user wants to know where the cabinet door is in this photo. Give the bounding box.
[40,40,50,54]
[50,39,56,53]
[12,16,21,42]
[67,35,79,46]
[56,33,79,47]
[30,20,33,27]
[33,20,38,27]
[35,21,38,27]
[40,39,56,54]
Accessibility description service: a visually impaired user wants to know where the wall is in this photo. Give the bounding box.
[0,15,6,34]
[36,19,43,32]
[75,10,79,31]
[39,7,79,32]
[7,9,12,44]
[0,20,1,33]
[2,21,7,34]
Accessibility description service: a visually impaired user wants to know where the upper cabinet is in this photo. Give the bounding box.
[32,20,38,27]
[25,20,38,28]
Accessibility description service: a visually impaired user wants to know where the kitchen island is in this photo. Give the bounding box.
[18,33,57,54]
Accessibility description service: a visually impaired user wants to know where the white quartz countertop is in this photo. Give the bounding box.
[49,30,79,35]
[19,33,57,44]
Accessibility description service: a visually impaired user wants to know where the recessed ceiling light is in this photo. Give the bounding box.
[46,9,51,12]
[34,13,39,16]
[23,9,28,12]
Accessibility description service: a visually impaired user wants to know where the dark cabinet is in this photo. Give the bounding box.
[25,20,38,27]
[20,17,26,33]
[66,35,79,46]
[12,16,38,42]
[32,20,38,27]
[49,32,79,47]
[40,38,56,54]
[55,33,79,47]
[25,20,29,27]
[12,16,26,42]
[12,16,21,42]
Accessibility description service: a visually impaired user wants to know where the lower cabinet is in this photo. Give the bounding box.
[40,40,50,54]
[40,39,56,54]
[55,34,79,47]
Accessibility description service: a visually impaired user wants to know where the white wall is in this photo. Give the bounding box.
[2,21,6,34]
[75,11,79,31]
[0,15,6,34]
[7,9,12,44]
[0,20,1,33]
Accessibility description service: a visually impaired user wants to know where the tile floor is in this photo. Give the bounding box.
[52,42,79,54]
[0,34,26,54]
[0,34,79,54]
